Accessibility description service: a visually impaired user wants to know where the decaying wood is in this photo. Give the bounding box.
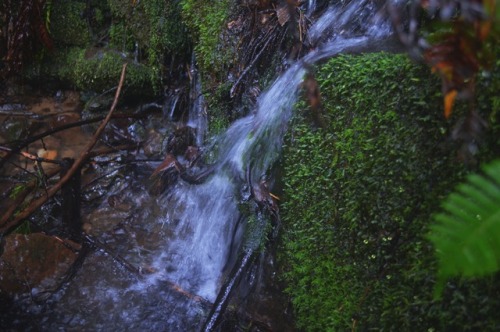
[202,249,256,331]
[60,158,81,240]
[0,64,127,236]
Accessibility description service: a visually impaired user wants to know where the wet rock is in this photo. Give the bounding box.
[143,129,164,157]
[167,126,196,156]
[0,233,78,297]
[0,118,26,142]
[148,153,184,195]
[107,194,133,212]
[82,207,130,236]
[184,146,201,167]
[223,249,296,332]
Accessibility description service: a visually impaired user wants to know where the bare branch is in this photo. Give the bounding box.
[0,64,128,236]
[0,146,62,165]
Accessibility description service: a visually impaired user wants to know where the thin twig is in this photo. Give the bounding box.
[0,166,61,227]
[0,146,62,165]
[0,109,157,169]
[230,26,278,97]
[0,64,128,236]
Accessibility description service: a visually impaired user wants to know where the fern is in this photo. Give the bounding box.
[428,159,500,295]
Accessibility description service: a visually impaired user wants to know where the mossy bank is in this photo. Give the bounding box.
[279,52,500,331]
[27,0,190,97]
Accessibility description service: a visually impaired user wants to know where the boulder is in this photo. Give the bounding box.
[0,233,78,297]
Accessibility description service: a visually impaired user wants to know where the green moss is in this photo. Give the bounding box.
[180,0,232,78]
[46,47,154,97]
[23,0,190,96]
[279,52,500,330]
[50,0,91,46]
[107,0,189,92]
[206,82,232,135]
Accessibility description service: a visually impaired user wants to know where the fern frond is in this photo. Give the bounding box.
[428,159,500,285]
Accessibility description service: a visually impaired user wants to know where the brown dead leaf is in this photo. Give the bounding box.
[277,5,290,26]
[444,89,458,119]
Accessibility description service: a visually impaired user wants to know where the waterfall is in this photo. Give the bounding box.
[307,0,317,17]
[150,0,394,306]
[163,88,181,120]
[188,54,208,147]
[16,2,397,330]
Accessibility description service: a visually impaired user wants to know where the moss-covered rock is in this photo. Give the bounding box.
[279,52,500,331]
[25,0,190,96]
[50,0,91,47]
[180,0,232,79]
[108,0,189,71]
[35,47,155,97]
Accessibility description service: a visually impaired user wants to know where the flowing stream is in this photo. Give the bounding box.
[3,1,398,330]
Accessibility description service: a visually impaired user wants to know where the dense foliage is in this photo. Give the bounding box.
[279,52,500,330]
[0,0,53,78]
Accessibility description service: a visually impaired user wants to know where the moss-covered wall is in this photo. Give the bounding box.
[50,0,92,47]
[180,0,232,80]
[27,0,190,97]
[279,53,500,331]
[107,0,189,82]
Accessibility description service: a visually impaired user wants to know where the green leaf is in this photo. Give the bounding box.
[428,159,500,295]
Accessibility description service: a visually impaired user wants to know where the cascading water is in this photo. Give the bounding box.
[164,88,181,120]
[3,2,397,330]
[187,55,208,147]
[307,0,317,16]
[145,0,396,327]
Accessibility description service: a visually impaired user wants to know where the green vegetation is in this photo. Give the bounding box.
[50,0,91,46]
[39,47,154,97]
[206,82,232,134]
[279,52,500,330]
[180,0,232,79]
[108,0,189,92]
[23,0,190,95]
[179,0,241,134]
[429,158,500,295]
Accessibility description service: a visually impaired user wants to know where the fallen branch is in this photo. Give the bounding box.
[0,107,157,169]
[83,233,211,306]
[0,64,127,236]
[203,249,256,331]
[0,144,136,231]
